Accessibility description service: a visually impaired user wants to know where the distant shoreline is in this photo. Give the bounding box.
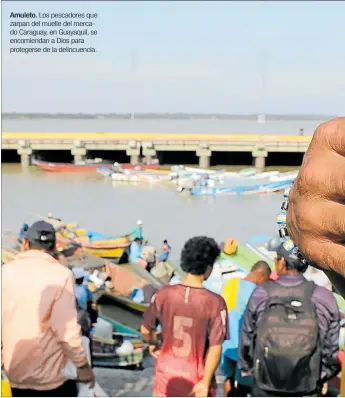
[1,113,336,121]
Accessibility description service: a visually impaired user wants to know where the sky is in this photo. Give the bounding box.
[1,1,345,114]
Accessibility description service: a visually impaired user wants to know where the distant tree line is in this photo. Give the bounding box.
[1,113,336,121]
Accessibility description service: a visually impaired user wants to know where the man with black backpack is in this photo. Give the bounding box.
[238,240,341,397]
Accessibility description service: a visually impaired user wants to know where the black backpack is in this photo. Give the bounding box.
[253,280,322,395]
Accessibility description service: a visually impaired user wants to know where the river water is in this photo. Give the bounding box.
[2,164,282,262]
[2,118,326,135]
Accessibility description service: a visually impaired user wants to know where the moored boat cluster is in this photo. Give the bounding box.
[33,157,299,196]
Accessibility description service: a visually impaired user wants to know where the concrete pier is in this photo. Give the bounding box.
[2,132,311,168]
[252,146,268,172]
[126,150,140,165]
[197,147,211,169]
[130,155,139,165]
[198,154,211,169]
[17,147,32,167]
[254,156,266,172]
[71,147,87,162]
[126,142,140,165]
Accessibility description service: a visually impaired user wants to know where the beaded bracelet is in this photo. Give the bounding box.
[276,183,310,267]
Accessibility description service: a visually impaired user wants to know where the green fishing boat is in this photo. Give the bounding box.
[92,309,147,369]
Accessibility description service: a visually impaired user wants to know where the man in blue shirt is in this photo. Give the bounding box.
[72,267,94,311]
[129,237,148,269]
[157,240,171,263]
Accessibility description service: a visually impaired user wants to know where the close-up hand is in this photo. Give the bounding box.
[287,117,345,298]
[149,344,161,359]
[189,380,209,397]
[77,364,95,388]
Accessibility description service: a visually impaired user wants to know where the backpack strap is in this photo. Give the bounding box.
[262,279,315,299]
[261,280,279,297]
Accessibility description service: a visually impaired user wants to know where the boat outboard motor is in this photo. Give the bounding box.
[267,235,281,252]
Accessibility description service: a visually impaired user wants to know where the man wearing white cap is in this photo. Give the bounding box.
[130,220,144,241]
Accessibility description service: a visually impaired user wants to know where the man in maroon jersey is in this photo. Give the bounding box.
[141,236,229,397]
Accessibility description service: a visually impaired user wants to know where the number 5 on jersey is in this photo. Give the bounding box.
[172,316,193,358]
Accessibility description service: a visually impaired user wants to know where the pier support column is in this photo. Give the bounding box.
[17,148,32,168]
[142,148,156,165]
[252,147,268,173]
[197,149,212,169]
[71,147,87,162]
[255,156,266,172]
[126,148,140,165]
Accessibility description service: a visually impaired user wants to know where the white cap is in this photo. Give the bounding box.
[137,220,142,225]
[72,267,87,279]
[48,212,53,218]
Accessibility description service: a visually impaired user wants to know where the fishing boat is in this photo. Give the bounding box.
[191,180,294,196]
[58,226,130,263]
[33,158,160,173]
[121,159,160,170]
[92,314,147,369]
[171,165,228,175]
[30,215,129,262]
[3,225,80,262]
[112,169,169,182]
[88,244,185,315]
[217,242,264,273]
[33,159,114,172]
[97,167,170,183]
[269,170,299,182]
[92,257,170,314]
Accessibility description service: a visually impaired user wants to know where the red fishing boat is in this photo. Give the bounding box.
[33,159,113,172]
[33,159,160,172]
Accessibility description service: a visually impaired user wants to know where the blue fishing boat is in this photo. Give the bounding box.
[97,167,113,177]
[191,180,294,196]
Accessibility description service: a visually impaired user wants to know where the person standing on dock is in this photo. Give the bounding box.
[238,241,340,397]
[220,261,271,397]
[2,221,95,397]
[141,236,228,397]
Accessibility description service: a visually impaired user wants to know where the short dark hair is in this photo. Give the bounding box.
[180,236,220,275]
[251,261,271,278]
[276,250,307,273]
[163,240,168,244]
